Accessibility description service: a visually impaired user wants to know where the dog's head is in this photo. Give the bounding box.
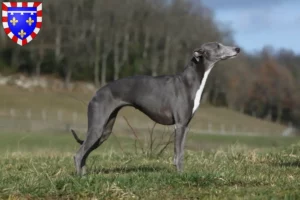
[193,42,240,63]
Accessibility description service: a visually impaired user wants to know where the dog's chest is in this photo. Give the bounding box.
[192,68,212,114]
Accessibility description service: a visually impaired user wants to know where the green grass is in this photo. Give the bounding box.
[0,84,297,199]
[0,85,286,135]
[1,132,300,199]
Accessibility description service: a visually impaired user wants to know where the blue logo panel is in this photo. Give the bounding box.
[7,7,37,40]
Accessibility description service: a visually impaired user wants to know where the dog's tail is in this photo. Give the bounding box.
[71,129,84,145]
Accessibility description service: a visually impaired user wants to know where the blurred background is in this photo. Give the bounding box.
[0,0,300,151]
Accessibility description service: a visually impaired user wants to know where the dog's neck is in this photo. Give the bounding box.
[180,56,215,86]
[180,56,216,113]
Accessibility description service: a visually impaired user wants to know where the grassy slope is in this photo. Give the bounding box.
[1,85,298,199]
[0,85,286,135]
[0,132,300,199]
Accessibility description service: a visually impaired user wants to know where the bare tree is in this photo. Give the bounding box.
[94,29,101,87]
[29,40,45,78]
[101,33,113,86]
[113,32,121,80]
[150,37,160,76]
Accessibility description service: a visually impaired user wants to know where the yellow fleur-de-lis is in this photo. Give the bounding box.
[26,17,34,26]
[18,29,26,38]
[10,17,18,26]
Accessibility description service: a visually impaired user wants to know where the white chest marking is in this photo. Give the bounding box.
[192,67,213,114]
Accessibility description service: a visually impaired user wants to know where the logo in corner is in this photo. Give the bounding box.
[2,2,42,46]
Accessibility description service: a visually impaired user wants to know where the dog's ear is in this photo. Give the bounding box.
[193,48,205,62]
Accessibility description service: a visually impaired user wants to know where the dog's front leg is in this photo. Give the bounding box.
[174,125,188,172]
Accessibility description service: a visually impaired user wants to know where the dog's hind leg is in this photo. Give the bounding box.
[74,98,122,176]
[98,110,118,146]
[74,127,102,176]
[74,98,109,175]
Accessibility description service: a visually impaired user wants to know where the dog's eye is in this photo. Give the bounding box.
[217,44,220,49]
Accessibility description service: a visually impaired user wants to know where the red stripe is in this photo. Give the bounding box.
[12,36,18,43]
[22,2,28,7]
[11,2,17,7]
[33,2,41,7]
[36,22,42,28]
[31,32,37,38]
[2,3,8,11]
[2,16,7,22]
[4,28,10,34]
[37,10,42,17]
[22,39,27,46]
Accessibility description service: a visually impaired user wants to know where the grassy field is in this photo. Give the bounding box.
[0,85,286,135]
[0,85,299,199]
[1,131,300,199]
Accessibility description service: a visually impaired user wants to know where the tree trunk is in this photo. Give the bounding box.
[265,108,272,121]
[113,33,120,80]
[0,28,6,47]
[151,54,159,77]
[133,27,139,44]
[55,26,62,64]
[101,53,108,86]
[185,52,190,64]
[212,81,220,105]
[240,105,245,113]
[64,65,72,89]
[276,104,282,123]
[35,61,42,78]
[140,30,150,74]
[122,28,129,64]
[162,35,171,73]
[202,92,209,104]
[150,39,159,77]
[170,54,179,74]
[143,30,150,59]
[36,42,44,78]
[169,40,180,74]
[94,34,101,87]
[11,47,21,70]
[101,34,112,86]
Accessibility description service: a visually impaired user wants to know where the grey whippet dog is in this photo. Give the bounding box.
[71,42,240,175]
